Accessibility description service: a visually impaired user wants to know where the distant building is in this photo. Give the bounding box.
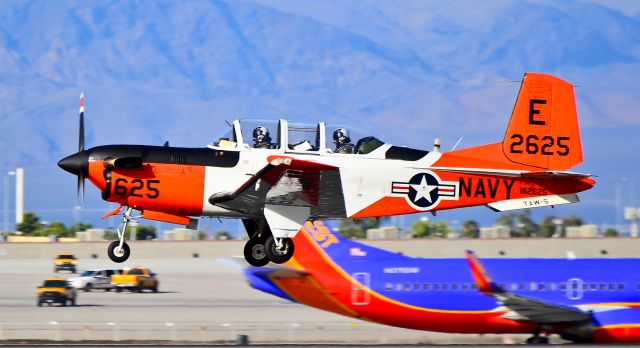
[75,228,105,242]
[565,224,598,238]
[163,228,197,241]
[480,225,511,239]
[367,226,399,240]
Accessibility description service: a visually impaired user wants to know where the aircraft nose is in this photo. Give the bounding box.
[58,151,88,176]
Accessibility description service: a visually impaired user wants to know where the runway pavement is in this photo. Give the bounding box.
[0,256,541,344]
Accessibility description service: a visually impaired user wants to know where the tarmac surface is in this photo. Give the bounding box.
[4,238,639,344]
[0,255,535,344]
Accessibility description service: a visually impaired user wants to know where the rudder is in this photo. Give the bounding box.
[502,73,583,170]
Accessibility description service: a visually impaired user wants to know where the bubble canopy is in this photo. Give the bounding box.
[209,119,386,155]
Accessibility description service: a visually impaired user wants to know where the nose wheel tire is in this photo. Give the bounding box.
[108,241,130,263]
[265,236,294,264]
[244,238,270,267]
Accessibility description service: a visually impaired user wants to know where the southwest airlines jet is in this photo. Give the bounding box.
[244,221,640,344]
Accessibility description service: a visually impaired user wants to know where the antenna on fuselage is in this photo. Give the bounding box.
[451,137,463,151]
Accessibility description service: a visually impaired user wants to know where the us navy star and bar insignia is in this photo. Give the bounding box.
[391,172,459,210]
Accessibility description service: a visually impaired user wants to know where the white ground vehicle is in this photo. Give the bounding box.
[67,268,122,292]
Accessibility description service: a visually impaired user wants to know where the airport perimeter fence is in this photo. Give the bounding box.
[0,321,449,344]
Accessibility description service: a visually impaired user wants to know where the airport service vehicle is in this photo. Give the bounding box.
[111,267,158,292]
[244,221,640,344]
[37,278,77,307]
[53,253,77,273]
[58,73,595,266]
[67,268,122,292]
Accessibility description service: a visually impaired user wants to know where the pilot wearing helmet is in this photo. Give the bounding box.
[253,126,276,149]
[333,128,355,154]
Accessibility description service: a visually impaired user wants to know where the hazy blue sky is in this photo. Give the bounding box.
[1,0,639,235]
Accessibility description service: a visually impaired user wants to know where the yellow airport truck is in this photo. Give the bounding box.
[54,253,77,273]
[37,278,77,306]
[111,266,159,293]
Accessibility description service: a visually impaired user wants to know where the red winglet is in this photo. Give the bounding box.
[101,205,123,219]
[465,250,503,294]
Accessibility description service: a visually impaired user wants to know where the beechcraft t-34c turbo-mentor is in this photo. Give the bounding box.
[58,73,595,266]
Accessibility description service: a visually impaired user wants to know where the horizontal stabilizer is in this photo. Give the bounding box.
[431,166,591,179]
[487,194,579,212]
[521,170,592,179]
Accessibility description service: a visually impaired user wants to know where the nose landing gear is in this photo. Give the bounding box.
[107,207,138,263]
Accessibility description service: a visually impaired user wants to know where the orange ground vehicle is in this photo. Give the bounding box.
[37,278,77,306]
[111,266,158,293]
[54,253,77,273]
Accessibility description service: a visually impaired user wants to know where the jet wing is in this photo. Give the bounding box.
[209,156,345,219]
[465,250,591,324]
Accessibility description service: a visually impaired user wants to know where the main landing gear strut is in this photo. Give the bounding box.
[107,207,137,263]
[242,219,295,267]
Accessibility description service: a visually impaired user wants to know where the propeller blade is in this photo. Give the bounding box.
[77,173,85,203]
[79,92,85,152]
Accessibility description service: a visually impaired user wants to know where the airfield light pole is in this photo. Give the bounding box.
[624,207,639,238]
[3,171,16,234]
[15,168,23,225]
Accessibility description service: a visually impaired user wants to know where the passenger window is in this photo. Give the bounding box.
[432,284,440,291]
[423,284,431,291]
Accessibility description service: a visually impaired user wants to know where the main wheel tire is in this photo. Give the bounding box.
[84,283,92,292]
[526,335,549,344]
[243,238,270,267]
[107,241,130,263]
[71,298,76,306]
[264,236,294,264]
[37,301,42,307]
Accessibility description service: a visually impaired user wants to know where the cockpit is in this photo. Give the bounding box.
[209,119,387,156]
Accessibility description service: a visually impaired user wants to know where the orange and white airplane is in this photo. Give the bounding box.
[58,73,595,266]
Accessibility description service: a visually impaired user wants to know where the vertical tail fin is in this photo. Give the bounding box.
[502,73,583,170]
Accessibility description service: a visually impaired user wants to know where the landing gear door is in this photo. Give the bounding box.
[351,272,370,306]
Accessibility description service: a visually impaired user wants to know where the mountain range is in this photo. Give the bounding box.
[1,0,639,234]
